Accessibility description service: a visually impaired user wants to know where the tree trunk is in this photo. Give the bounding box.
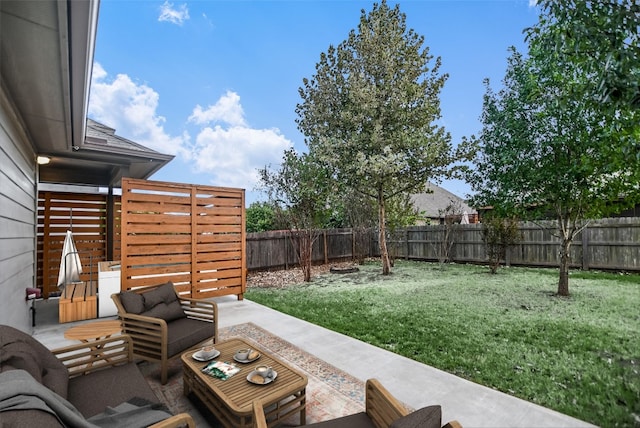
[301,231,312,282]
[557,237,571,296]
[378,189,391,275]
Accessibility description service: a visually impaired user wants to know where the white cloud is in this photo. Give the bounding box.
[88,63,188,156]
[528,0,538,7]
[188,125,292,189]
[188,91,247,127]
[88,64,293,192]
[158,1,189,25]
[201,12,214,29]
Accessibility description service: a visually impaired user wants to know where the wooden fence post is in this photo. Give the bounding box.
[284,232,288,270]
[405,229,409,260]
[582,225,590,271]
[324,231,328,264]
[352,229,355,262]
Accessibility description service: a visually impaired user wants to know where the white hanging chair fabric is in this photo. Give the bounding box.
[57,230,83,287]
[461,211,470,224]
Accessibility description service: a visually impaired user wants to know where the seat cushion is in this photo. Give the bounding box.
[306,412,375,428]
[389,405,442,428]
[67,362,159,418]
[0,409,65,427]
[166,317,215,357]
[0,325,69,399]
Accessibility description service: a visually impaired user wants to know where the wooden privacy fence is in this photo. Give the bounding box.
[248,218,640,272]
[37,191,121,298]
[120,178,246,299]
[247,228,374,271]
[387,218,640,271]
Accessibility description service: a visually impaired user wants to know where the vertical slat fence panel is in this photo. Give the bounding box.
[246,218,639,273]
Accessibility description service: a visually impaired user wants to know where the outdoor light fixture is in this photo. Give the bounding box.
[37,156,51,165]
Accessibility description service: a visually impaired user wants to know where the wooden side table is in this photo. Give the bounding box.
[64,320,122,371]
[64,320,122,342]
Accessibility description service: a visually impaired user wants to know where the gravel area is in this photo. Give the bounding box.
[247,261,360,289]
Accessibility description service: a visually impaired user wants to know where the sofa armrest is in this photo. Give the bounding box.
[178,297,218,342]
[443,421,463,428]
[118,311,168,330]
[117,311,168,360]
[251,399,269,428]
[149,412,196,428]
[365,379,410,428]
[52,335,133,378]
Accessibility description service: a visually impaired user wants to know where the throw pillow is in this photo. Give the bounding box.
[142,300,186,322]
[139,282,185,322]
[119,291,145,314]
[142,282,177,310]
[389,405,442,428]
[0,325,69,399]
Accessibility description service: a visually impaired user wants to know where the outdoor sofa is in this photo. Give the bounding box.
[112,281,218,384]
[252,378,462,428]
[0,324,194,427]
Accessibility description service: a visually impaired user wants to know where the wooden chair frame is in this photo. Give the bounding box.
[252,378,462,428]
[111,285,218,384]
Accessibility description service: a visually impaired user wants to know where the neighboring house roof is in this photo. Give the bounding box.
[411,182,476,219]
[86,119,164,154]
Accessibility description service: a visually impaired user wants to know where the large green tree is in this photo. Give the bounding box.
[296,0,453,274]
[528,0,640,113]
[468,0,640,296]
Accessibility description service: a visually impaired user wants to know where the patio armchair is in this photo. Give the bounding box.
[112,281,218,384]
[252,378,462,428]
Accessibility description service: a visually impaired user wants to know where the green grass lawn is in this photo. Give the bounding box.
[245,260,640,427]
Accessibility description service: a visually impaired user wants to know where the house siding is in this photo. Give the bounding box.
[0,87,38,332]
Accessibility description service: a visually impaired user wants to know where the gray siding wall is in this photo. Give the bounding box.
[0,88,37,332]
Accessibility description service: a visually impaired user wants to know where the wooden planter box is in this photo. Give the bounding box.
[59,282,97,323]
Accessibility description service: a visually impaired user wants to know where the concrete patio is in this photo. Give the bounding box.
[31,296,595,428]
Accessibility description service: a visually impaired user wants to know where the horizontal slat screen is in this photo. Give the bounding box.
[37,191,120,298]
[120,178,246,299]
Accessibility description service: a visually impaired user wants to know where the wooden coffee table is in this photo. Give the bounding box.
[181,337,307,427]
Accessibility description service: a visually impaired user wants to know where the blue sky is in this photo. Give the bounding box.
[88,0,540,205]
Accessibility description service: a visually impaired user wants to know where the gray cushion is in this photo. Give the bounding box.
[0,409,64,427]
[141,299,185,322]
[166,317,215,357]
[119,291,145,314]
[306,412,375,427]
[68,362,160,418]
[139,282,185,322]
[142,282,177,309]
[0,325,69,399]
[389,405,442,428]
